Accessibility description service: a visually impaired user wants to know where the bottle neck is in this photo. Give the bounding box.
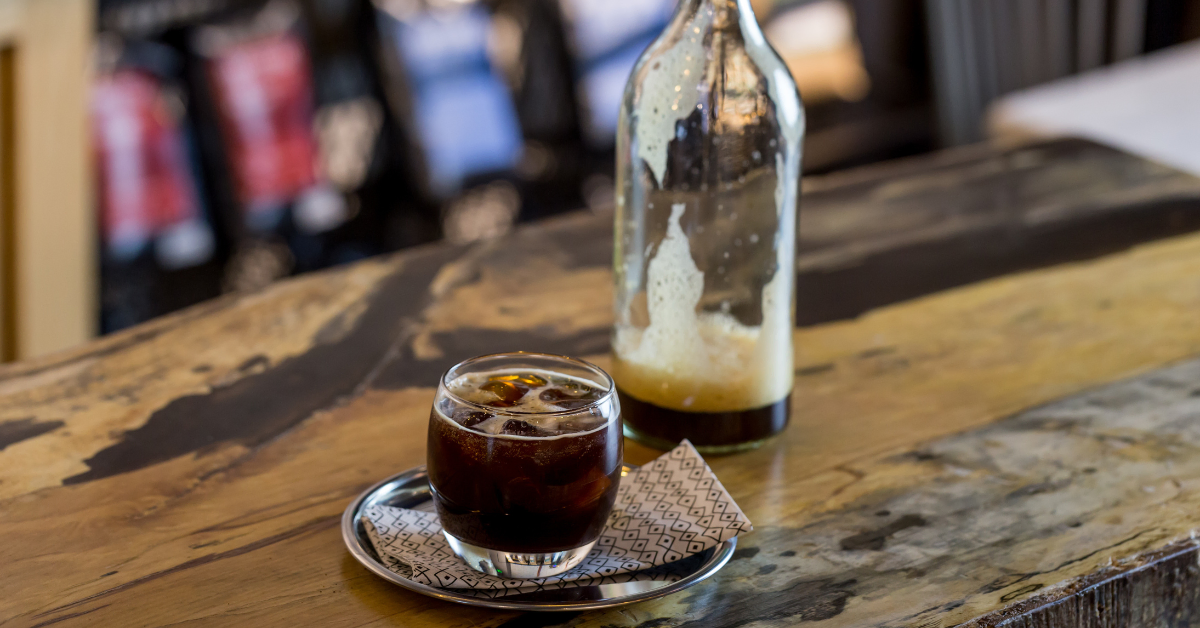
[671,0,766,40]
[674,0,757,13]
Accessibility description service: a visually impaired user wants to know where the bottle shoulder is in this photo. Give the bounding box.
[620,26,805,134]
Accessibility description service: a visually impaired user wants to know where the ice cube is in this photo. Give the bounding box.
[563,381,597,396]
[556,416,606,433]
[489,372,548,387]
[570,470,612,508]
[499,419,543,437]
[539,386,602,410]
[481,380,528,407]
[452,408,492,429]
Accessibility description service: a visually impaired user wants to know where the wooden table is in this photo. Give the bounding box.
[6,138,1200,627]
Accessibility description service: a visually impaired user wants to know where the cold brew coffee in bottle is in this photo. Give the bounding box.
[612,0,803,453]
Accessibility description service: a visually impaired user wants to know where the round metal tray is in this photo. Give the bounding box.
[342,465,737,611]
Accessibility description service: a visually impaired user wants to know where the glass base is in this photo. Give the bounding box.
[622,422,777,454]
[442,531,596,579]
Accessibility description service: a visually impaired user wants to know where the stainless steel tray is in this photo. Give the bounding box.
[341,465,737,611]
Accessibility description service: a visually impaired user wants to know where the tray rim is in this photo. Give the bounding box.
[341,464,738,612]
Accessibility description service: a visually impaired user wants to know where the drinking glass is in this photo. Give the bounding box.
[427,352,622,578]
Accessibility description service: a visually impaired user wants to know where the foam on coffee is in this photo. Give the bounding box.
[612,203,793,412]
[439,368,611,438]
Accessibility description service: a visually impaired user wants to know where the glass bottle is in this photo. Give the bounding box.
[611,0,803,453]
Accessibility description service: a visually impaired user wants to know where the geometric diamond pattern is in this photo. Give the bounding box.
[361,440,752,595]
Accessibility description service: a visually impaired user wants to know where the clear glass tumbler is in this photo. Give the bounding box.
[427,352,623,578]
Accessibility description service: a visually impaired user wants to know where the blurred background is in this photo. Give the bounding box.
[1,0,1200,362]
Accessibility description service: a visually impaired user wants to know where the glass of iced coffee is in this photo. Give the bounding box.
[427,352,622,579]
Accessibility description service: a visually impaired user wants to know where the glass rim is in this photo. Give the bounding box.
[440,351,617,417]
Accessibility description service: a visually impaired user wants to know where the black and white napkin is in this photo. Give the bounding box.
[362,440,752,597]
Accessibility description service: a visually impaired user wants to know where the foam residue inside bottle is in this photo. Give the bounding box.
[632,7,708,186]
[613,203,793,413]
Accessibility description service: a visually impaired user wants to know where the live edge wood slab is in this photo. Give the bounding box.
[6,138,1200,627]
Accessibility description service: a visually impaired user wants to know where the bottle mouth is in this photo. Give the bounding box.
[440,351,617,417]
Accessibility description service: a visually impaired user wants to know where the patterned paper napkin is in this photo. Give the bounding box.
[361,440,752,597]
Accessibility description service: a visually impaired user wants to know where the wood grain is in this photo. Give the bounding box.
[4,139,1200,627]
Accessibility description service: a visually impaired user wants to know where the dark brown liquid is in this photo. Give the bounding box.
[617,387,791,450]
[427,410,622,553]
